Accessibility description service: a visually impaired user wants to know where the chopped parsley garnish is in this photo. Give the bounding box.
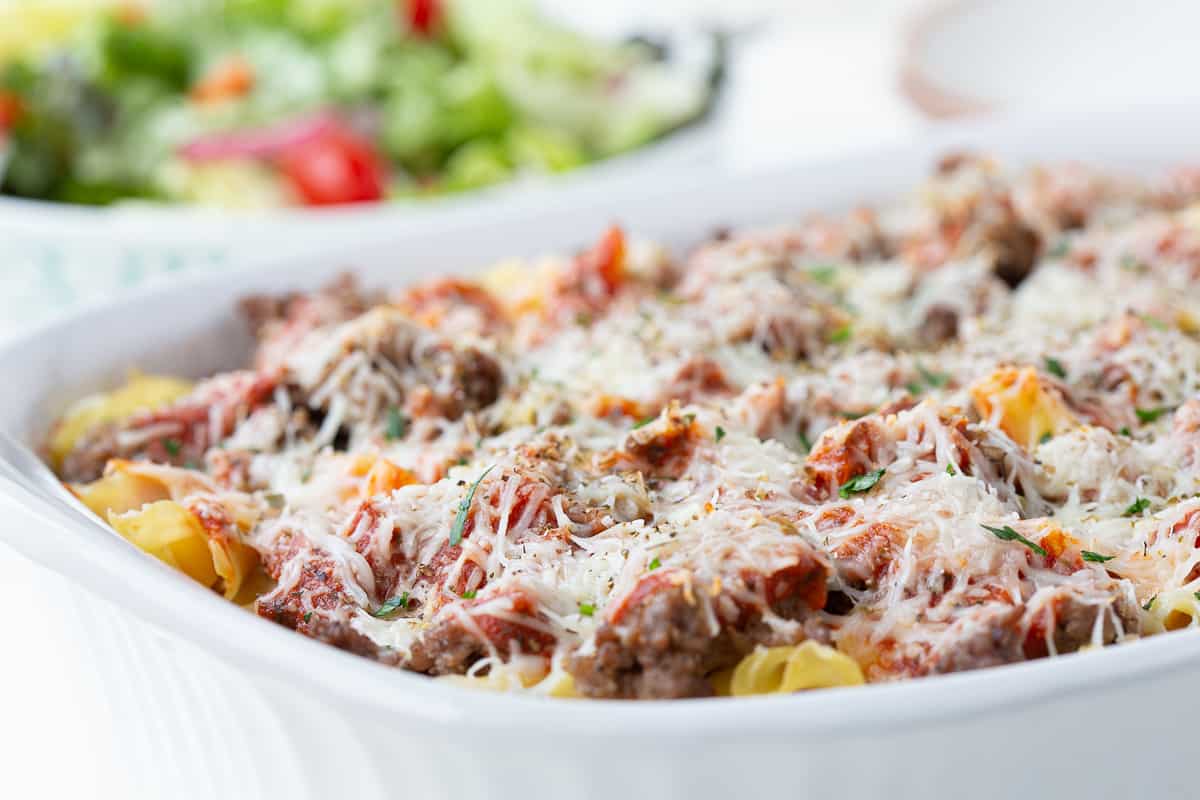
[449,465,496,546]
[1043,356,1067,379]
[163,438,182,457]
[303,611,313,623]
[798,431,812,453]
[1081,550,1115,563]
[715,426,726,442]
[647,556,662,571]
[264,492,286,510]
[683,413,697,425]
[461,590,477,599]
[1194,591,1200,603]
[906,382,924,396]
[945,462,957,476]
[1119,426,1131,437]
[1135,407,1170,424]
[981,524,1047,556]
[1143,595,1157,611]
[1123,497,1150,517]
[807,265,838,284]
[578,602,596,617]
[574,311,593,327]
[632,416,656,429]
[916,362,949,388]
[371,592,409,619]
[1039,431,1052,444]
[839,409,871,420]
[385,407,408,440]
[829,324,853,344]
[1138,312,1168,331]
[838,468,886,499]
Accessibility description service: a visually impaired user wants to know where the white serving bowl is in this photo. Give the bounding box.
[1,105,1199,800]
[0,111,718,251]
[0,114,719,337]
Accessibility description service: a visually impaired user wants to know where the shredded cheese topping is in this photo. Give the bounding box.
[56,156,1200,698]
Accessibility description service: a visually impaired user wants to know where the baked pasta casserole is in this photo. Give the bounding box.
[50,155,1200,699]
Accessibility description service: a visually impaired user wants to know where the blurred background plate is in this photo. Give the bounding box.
[0,0,923,337]
[901,0,1200,118]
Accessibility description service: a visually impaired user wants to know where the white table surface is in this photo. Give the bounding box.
[0,4,922,797]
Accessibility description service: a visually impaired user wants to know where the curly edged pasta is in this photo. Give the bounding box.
[50,373,193,468]
[721,643,865,697]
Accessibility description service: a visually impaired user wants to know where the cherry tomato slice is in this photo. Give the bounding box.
[0,91,23,130]
[404,0,440,37]
[279,126,386,207]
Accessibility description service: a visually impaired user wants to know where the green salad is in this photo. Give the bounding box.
[0,0,722,208]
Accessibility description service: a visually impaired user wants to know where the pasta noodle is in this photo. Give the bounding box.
[728,643,865,697]
[71,462,170,518]
[107,501,259,600]
[49,373,193,466]
[969,367,1079,451]
[108,502,221,591]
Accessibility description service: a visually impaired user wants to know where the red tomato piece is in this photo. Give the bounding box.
[405,0,440,36]
[0,91,23,130]
[278,126,386,206]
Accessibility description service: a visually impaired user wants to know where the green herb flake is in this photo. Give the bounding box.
[1047,239,1070,259]
[574,311,593,327]
[945,462,957,476]
[385,407,409,440]
[1194,591,1200,603]
[1143,595,1157,611]
[461,590,477,600]
[1043,356,1067,379]
[449,465,496,546]
[807,265,838,285]
[1119,426,1132,437]
[829,324,853,344]
[798,431,812,453]
[715,426,726,442]
[838,468,886,499]
[1138,313,1168,331]
[163,438,182,457]
[371,592,410,619]
[578,602,596,617]
[647,556,662,571]
[981,523,1047,556]
[632,416,656,429]
[1039,431,1052,444]
[303,611,313,623]
[1135,407,1170,424]
[1081,550,1115,563]
[1123,497,1150,517]
[264,492,286,510]
[906,382,924,397]
[683,413,697,425]
[916,362,949,388]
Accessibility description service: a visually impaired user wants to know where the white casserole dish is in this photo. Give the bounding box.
[2,105,1199,800]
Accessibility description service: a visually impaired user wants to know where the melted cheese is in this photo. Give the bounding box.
[57,157,1200,695]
